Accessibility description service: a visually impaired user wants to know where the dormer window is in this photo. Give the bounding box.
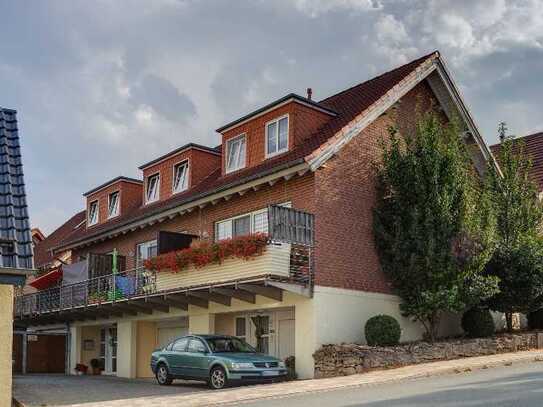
[173,161,189,194]
[266,115,289,158]
[226,134,246,173]
[108,191,120,219]
[145,173,160,204]
[88,200,99,226]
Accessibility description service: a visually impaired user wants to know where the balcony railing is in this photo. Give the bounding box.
[14,205,315,319]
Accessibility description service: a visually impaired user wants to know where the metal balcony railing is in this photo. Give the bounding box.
[14,205,315,318]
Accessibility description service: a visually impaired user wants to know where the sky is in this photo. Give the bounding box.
[1,0,542,234]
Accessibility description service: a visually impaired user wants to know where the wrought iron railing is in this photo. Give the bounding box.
[15,206,315,317]
[15,267,157,318]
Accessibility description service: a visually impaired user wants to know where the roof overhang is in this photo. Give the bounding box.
[138,143,221,170]
[83,176,143,197]
[305,52,498,176]
[216,94,337,134]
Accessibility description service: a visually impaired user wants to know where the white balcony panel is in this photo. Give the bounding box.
[155,243,291,291]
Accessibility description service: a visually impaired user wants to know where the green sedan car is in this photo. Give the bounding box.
[150,334,288,389]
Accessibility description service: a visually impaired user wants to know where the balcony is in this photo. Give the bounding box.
[15,205,314,325]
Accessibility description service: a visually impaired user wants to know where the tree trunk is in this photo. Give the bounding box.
[505,312,513,333]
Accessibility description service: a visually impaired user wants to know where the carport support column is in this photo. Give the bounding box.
[188,312,215,334]
[69,325,82,375]
[295,299,316,379]
[117,320,137,378]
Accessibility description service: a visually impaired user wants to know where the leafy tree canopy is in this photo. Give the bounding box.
[373,113,498,341]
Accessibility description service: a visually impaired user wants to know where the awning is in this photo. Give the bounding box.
[29,267,62,290]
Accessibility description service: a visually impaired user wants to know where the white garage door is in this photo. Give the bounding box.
[157,320,189,348]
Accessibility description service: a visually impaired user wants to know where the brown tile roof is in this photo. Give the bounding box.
[33,210,86,268]
[490,132,543,191]
[53,51,439,251]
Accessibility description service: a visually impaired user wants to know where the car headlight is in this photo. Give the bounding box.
[278,361,286,368]
[231,362,254,370]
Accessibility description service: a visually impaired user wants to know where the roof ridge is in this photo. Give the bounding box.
[319,50,439,105]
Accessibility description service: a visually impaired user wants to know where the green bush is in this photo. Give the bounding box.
[527,308,543,330]
[365,315,401,346]
[461,307,495,338]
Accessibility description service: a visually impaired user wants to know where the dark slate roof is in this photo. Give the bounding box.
[83,176,142,197]
[33,210,86,268]
[53,51,438,251]
[490,132,543,190]
[0,108,33,268]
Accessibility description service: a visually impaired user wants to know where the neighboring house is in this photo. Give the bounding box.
[0,107,33,407]
[14,51,493,379]
[490,132,543,190]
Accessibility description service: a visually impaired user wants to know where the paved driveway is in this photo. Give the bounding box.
[13,374,208,406]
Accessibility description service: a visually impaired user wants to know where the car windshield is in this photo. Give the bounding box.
[205,337,257,353]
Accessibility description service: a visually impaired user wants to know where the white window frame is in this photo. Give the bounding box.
[145,172,160,204]
[88,200,99,226]
[107,191,120,219]
[136,239,158,267]
[172,159,190,194]
[225,133,246,174]
[265,114,289,158]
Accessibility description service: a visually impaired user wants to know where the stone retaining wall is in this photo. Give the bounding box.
[314,332,543,378]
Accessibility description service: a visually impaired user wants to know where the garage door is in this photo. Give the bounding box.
[157,326,188,348]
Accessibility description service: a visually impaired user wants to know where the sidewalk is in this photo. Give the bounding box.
[36,350,543,407]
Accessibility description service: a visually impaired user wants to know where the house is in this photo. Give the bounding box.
[14,51,493,379]
[0,107,33,407]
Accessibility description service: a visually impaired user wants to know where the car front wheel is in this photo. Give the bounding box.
[209,366,227,390]
[156,364,173,386]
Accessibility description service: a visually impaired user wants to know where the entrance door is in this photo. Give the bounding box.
[248,314,275,356]
[278,319,295,360]
[100,326,117,374]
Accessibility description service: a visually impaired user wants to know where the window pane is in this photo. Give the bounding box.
[147,175,159,202]
[253,211,268,234]
[278,117,288,151]
[267,122,277,154]
[172,338,188,352]
[88,202,98,225]
[233,215,251,237]
[187,339,206,353]
[216,220,232,241]
[173,162,189,193]
[235,317,246,337]
[237,137,246,169]
[108,192,119,217]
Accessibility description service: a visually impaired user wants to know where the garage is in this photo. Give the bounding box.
[157,318,188,348]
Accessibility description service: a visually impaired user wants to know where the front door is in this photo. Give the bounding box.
[248,313,275,356]
[100,326,117,374]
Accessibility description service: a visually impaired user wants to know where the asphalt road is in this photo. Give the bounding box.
[235,362,543,407]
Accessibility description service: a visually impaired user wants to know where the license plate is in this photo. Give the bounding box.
[262,371,279,377]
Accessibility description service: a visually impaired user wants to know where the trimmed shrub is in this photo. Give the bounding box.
[527,308,543,330]
[461,307,495,338]
[365,315,401,346]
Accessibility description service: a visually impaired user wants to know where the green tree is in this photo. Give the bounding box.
[484,131,543,331]
[486,135,542,248]
[485,239,543,331]
[373,113,498,342]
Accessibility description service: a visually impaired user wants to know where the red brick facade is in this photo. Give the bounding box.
[220,101,331,176]
[73,174,315,269]
[49,53,466,296]
[85,180,143,227]
[314,81,443,294]
[141,147,220,203]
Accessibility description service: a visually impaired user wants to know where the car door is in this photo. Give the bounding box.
[183,338,211,379]
[167,337,189,376]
